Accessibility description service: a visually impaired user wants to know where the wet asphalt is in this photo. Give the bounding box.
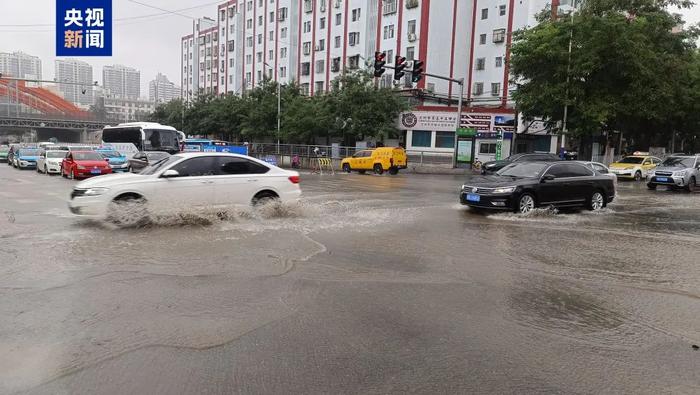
[1,164,699,394]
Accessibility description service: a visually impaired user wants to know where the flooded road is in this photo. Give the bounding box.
[1,165,699,394]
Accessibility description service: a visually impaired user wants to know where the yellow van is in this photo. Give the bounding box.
[340,147,408,175]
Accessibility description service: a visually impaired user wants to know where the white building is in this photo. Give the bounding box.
[55,58,94,106]
[180,0,565,156]
[149,73,181,103]
[98,96,156,123]
[103,64,141,99]
[0,51,42,80]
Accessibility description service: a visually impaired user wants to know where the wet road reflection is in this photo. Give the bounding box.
[1,168,699,394]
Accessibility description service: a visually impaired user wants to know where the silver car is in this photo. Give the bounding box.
[579,161,618,195]
[646,156,700,192]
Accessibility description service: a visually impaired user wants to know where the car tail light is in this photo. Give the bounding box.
[288,175,300,184]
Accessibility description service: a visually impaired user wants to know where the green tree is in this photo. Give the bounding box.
[510,0,698,147]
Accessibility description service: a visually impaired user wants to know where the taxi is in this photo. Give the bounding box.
[609,152,661,180]
[340,147,407,175]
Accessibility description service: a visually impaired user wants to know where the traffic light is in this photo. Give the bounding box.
[412,59,424,83]
[373,51,386,77]
[394,55,407,81]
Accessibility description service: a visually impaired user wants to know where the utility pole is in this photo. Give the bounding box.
[561,5,576,150]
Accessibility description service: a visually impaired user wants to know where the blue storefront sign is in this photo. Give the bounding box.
[201,145,248,155]
[56,0,112,56]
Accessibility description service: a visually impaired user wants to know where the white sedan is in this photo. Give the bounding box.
[37,150,68,174]
[68,152,301,226]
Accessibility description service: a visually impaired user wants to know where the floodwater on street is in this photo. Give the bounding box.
[1,164,699,394]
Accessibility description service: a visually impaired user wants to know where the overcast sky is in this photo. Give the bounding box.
[1,0,699,100]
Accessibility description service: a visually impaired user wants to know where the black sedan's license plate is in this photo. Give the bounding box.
[466,193,480,202]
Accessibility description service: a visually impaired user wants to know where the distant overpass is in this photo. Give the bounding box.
[0,114,122,143]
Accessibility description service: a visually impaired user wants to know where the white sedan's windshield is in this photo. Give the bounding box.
[140,155,182,175]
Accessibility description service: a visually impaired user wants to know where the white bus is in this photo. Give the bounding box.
[101,122,182,155]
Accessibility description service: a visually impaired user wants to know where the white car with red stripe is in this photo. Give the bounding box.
[68,152,301,226]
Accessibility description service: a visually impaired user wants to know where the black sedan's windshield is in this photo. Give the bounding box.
[661,156,696,168]
[497,162,548,178]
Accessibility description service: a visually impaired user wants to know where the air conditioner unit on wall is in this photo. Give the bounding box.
[407,33,417,42]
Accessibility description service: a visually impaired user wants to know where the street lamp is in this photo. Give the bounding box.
[263,62,281,154]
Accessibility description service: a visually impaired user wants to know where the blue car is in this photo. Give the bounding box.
[15,148,40,169]
[96,149,129,172]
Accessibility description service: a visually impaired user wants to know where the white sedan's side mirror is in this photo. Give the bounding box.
[161,169,180,178]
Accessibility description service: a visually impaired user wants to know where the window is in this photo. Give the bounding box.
[304,0,313,13]
[278,7,288,21]
[281,47,288,58]
[258,0,263,7]
[270,31,274,41]
[435,132,454,148]
[270,11,274,22]
[387,49,394,64]
[495,56,503,67]
[491,82,501,96]
[473,82,484,95]
[258,34,262,44]
[383,24,395,39]
[229,58,234,67]
[206,59,211,69]
[331,57,341,72]
[315,59,324,73]
[301,83,310,95]
[481,8,488,19]
[246,36,253,47]
[334,35,341,48]
[383,0,397,14]
[335,13,342,25]
[246,54,252,64]
[480,34,487,44]
[171,157,218,177]
[320,17,326,29]
[301,62,310,75]
[315,81,324,93]
[499,4,507,16]
[228,40,235,52]
[257,70,262,80]
[411,131,431,147]
[349,32,360,46]
[319,39,326,50]
[303,41,311,55]
[476,58,485,70]
[280,66,287,78]
[407,19,416,35]
[493,29,506,43]
[246,18,252,29]
[479,143,497,154]
[304,21,311,33]
[256,52,262,62]
[406,46,415,61]
[351,8,361,22]
[281,27,287,38]
[221,76,225,85]
[269,49,274,60]
[216,156,269,175]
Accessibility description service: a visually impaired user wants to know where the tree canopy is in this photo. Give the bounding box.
[510,0,699,148]
[149,71,410,145]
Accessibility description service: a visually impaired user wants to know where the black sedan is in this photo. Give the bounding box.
[128,151,170,173]
[481,152,561,174]
[460,161,615,214]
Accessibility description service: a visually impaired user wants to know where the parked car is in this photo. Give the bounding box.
[97,149,129,173]
[68,152,302,226]
[578,161,618,195]
[0,145,9,163]
[37,150,68,174]
[609,155,661,180]
[646,155,700,192]
[61,150,113,179]
[340,147,407,175]
[128,151,170,173]
[481,153,561,174]
[14,148,40,169]
[460,161,616,214]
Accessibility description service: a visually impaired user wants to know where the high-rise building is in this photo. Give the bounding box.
[180,0,562,155]
[149,73,181,103]
[54,58,94,106]
[0,51,42,80]
[102,64,141,99]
